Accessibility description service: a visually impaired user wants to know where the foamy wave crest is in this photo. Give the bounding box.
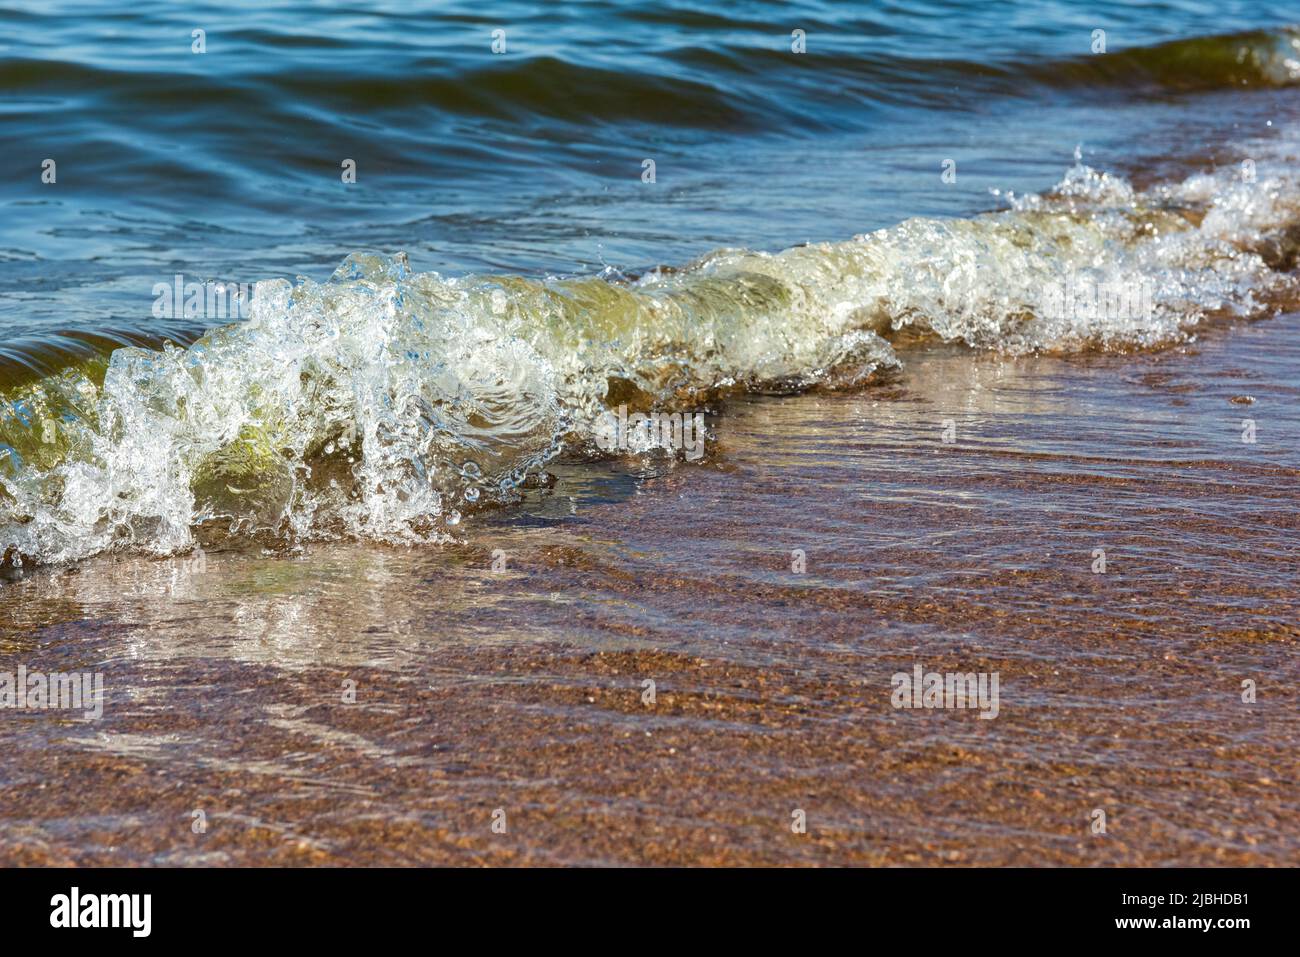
[3,148,1298,565]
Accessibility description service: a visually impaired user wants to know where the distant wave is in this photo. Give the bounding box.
[1021,26,1300,91]
[2,27,1296,138]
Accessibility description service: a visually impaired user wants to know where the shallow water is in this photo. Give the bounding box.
[2,312,1296,864]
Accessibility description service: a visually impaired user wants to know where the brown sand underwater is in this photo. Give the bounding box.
[1,313,1297,866]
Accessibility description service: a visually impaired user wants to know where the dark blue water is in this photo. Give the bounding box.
[2,0,1297,347]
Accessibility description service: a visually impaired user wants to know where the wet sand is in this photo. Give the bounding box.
[1,315,1297,866]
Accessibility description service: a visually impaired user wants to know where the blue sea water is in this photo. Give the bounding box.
[1,0,1296,343]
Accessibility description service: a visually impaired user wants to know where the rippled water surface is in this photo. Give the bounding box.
[3,1,1299,337]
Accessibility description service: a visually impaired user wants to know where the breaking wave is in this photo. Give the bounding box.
[3,147,1299,566]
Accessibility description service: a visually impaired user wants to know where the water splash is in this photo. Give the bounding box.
[3,148,1298,566]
